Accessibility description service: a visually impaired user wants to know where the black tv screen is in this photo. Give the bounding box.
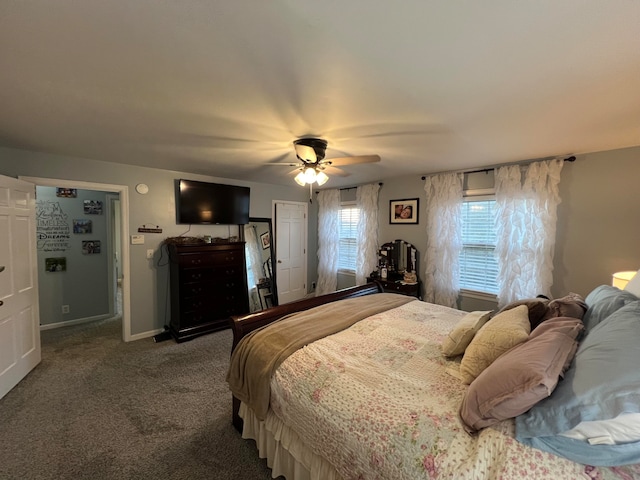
[176,179,250,225]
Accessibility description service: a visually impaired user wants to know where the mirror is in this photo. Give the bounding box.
[244,217,278,312]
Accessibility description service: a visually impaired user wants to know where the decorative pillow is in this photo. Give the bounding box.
[624,269,640,297]
[459,317,583,433]
[493,298,549,330]
[441,310,493,357]
[540,293,588,325]
[582,285,639,331]
[459,305,530,384]
[515,301,640,466]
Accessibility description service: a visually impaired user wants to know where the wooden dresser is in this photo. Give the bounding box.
[168,242,249,342]
[366,277,421,299]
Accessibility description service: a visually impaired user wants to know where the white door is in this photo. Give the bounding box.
[274,201,307,304]
[0,175,40,400]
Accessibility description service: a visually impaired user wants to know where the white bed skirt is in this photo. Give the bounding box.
[239,402,342,480]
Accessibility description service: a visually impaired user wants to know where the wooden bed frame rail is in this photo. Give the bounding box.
[228,282,384,431]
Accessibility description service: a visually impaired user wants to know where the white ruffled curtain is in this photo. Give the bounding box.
[244,224,263,312]
[423,172,463,308]
[494,159,564,306]
[355,183,380,285]
[316,189,341,295]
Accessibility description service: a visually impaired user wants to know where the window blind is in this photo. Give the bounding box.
[460,199,499,294]
[338,204,359,272]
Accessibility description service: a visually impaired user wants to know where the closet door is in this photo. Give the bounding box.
[274,201,307,304]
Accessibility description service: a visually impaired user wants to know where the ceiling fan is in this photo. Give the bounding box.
[268,137,381,187]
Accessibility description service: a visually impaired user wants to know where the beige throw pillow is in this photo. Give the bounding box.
[442,310,493,357]
[459,304,531,384]
[459,317,583,433]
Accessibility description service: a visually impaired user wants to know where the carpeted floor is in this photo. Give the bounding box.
[0,317,276,480]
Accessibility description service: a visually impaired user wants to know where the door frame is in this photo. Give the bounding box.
[19,176,132,342]
[105,194,121,318]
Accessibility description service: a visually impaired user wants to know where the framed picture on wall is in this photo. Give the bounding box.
[45,257,66,272]
[83,200,103,214]
[390,198,419,224]
[73,219,92,234]
[260,231,270,249]
[82,240,101,254]
[56,188,77,198]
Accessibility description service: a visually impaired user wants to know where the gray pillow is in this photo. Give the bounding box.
[582,285,638,332]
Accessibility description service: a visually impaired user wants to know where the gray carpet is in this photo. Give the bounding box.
[0,317,276,480]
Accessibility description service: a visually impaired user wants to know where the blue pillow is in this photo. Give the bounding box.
[582,285,638,332]
[515,301,640,466]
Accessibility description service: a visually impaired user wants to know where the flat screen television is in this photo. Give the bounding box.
[175,179,250,225]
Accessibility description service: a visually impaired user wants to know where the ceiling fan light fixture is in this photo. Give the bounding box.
[294,171,307,186]
[316,171,329,186]
[303,166,317,184]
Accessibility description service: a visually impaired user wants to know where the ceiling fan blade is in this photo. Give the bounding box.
[322,155,381,167]
[294,144,317,163]
[265,162,301,166]
[323,166,351,177]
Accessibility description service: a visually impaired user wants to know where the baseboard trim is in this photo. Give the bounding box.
[40,314,115,331]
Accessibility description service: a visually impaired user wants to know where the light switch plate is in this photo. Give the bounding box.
[131,234,145,245]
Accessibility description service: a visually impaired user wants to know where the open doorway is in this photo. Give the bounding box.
[20,176,132,341]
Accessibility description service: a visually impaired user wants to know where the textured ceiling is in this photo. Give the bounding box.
[0,1,639,187]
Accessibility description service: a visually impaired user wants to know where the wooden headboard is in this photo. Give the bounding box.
[228,282,384,351]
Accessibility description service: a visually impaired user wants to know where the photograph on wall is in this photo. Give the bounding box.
[56,188,77,198]
[390,198,420,224]
[73,219,92,234]
[82,240,101,254]
[260,231,270,249]
[83,200,103,214]
[45,257,67,272]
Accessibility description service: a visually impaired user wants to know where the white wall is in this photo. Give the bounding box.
[0,147,313,339]
[376,145,640,305]
[2,144,638,334]
[318,145,640,308]
[555,147,640,296]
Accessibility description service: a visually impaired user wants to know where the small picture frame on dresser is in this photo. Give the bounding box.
[390,198,419,224]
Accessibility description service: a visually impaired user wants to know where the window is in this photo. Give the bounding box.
[338,203,359,273]
[460,198,499,295]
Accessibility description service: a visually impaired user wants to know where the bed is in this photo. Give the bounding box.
[227,282,640,479]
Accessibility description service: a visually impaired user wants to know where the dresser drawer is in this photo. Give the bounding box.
[180,265,245,284]
[177,250,242,268]
[179,276,246,300]
[180,294,247,317]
